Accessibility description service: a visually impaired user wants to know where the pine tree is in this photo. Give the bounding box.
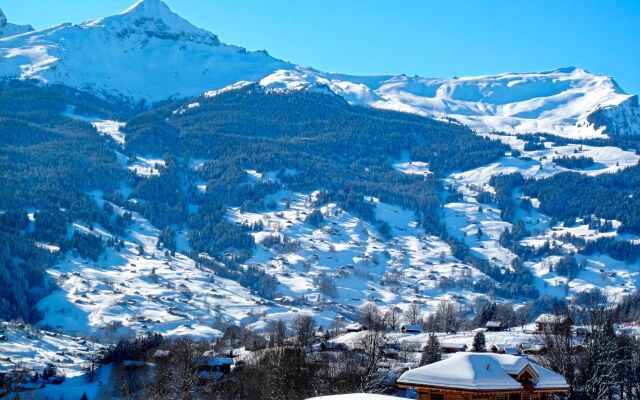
[420,333,442,365]
[80,394,89,400]
[472,331,487,352]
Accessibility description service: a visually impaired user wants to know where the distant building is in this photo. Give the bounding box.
[345,323,367,333]
[485,320,506,332]
[397,353,569,400]
[196,351,233,384]
[400,324,422,334]
[440,341,467,353]
[491,344,521,356]
[535,314,572,333]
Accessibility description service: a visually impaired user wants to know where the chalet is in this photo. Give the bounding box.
[400,324,422,334]
[486,321,506,332]
[312,341,347,352]
[397,353,568,400]
[440,342,467,353]
[196,351,233,384]
[491,344,521,356]
[345,323,367,333]
[535,314,572,333]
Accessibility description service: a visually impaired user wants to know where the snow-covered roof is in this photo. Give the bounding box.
[440,341,467,349]
[401,324,422,332]
[486,321,504,328]
[398,353,568,391]
[345,323,366,331]
[535,314,570,324]
[492,344,520,355]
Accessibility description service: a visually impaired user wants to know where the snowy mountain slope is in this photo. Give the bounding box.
[0,8,33,38]
[0,0,291,102]
[0,0,636,137]
[0,321,105,380]
[225,186,491,325]
[256,66,639,138]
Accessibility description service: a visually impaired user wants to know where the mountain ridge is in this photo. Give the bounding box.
[0,0,637,137]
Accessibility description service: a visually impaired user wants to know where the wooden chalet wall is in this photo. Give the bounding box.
[412,386,554,400]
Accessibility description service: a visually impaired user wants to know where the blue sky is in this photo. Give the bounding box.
[2,0,639,94]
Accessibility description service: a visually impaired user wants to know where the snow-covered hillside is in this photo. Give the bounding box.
[258,67,639,138]
[0,0,636,137]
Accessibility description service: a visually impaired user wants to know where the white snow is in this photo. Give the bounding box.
[0,322,105,379]
[226,186,491,329]
[127,156,165,176]
[36,192,267,339]
[63,105,126,145]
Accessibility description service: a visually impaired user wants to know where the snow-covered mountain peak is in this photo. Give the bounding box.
[0,8,34,38]
[81,0,220,46]
[122,0,172,15]
[0,0,290,101]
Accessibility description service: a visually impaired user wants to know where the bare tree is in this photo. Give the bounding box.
[404,303,423,326]
[436,300,459,333]
[267,319,287,347]
[359,303,385,331]
[356,328,387,392]
[292,313,316,347]
[384,306,402,331]
[537,307,624,400]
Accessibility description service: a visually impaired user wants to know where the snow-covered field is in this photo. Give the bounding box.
[0,322,104,379]
[430,135,640,301]
[37,191,268,339]
[227,186,491,330]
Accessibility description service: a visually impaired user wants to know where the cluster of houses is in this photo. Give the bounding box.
[307,314,574,400]
[116,349,236,385]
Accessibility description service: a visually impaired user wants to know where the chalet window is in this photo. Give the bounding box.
[508,394,521,400]
[430,394,444,400]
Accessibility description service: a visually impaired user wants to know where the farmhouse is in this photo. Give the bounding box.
[535,314,572,333]
[397,353,568,400]
[491,344,520,356]
[440,341,467,353]
[195,351,233,383]
[485,321,506,332]
[400,324,422,334]
[345,323,367,333]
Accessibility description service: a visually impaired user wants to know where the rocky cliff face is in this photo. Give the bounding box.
[0,8,34,38]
